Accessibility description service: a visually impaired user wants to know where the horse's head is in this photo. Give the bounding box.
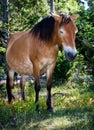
[52,13,78,61]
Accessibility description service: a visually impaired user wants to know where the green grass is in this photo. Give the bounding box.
[0,80,94,130]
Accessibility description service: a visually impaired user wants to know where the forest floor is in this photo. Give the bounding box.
[0,79,94,130]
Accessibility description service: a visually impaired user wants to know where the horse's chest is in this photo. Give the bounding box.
[39,58,54,73]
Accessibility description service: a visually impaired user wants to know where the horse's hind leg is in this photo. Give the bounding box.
[6,69,15,103]
[20,76,27,101]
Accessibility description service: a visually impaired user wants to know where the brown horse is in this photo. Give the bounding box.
[6,13,78,112]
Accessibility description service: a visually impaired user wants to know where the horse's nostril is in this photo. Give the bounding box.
[67,52,77,61]
[68,52,73,59]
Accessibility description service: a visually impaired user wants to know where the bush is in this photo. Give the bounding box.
[54,51,73,81]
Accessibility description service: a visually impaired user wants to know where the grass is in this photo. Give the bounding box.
[0,79,94,130]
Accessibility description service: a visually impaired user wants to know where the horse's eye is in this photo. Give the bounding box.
[60,30,63,34]
[59,29,65,35]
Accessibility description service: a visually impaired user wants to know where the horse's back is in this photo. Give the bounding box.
[7,31,29,50]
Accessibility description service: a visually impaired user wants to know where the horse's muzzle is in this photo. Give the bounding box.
[65,51,77,61]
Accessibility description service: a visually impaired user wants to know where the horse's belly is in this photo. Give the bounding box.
[7,57,33,75]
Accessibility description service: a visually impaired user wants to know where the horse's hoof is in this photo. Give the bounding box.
[8,100,11,104]
[8,98,12,104]
[47,107,55,113]
[22,98,26,102]
[12,94,15,100]
[36,108,40,114]
[35,104,40,114]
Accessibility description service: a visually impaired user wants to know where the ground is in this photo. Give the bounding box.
[0,79,94,130]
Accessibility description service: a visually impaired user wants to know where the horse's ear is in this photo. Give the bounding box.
[71,14,79,21]
[51,12,61,21]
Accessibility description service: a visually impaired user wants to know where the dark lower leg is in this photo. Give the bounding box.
[20,78,25,101]
[46,64,55,112]
[21,88,25,100]
[6,72,14,103]
[46,84,53,111]
[35,81,40,112]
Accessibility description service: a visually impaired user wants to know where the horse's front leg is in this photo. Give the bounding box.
[46,80,53,112]
[33,65,41,113]
[46,63,56,112]
[34,78,40,113]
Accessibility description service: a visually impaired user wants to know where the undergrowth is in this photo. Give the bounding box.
[0,80,94,130]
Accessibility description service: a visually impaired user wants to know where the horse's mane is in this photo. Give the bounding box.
[60,13,71,25]
[30,16,55,41]
[30,14,71,41]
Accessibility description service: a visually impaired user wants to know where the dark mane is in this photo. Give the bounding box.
[60,13,71,25]
[30,16,55,41]
[30,14,71,41]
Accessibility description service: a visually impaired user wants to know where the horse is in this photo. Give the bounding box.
[6,13,78,112]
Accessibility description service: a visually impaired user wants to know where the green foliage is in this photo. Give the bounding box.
[54,51,73,80]
[0,84,6,99]
[68,54,86,81]
[0,47,6,78]
[9,0,50,33]
[0,47,6,53]
[76,1,94,77]
[55,0,80,14]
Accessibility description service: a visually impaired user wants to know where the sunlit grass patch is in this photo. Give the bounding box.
[0,80,94,130]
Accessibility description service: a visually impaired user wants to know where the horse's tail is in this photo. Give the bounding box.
[6,69,15,103]
[6,70,12,103]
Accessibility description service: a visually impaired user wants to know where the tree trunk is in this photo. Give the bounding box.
[3,0,9,47]
[50,0,55,13]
